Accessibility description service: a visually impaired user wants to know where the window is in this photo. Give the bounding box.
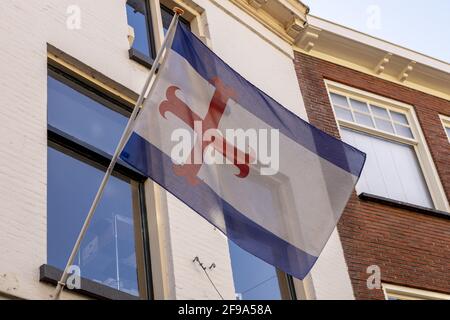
[326,81,443,209]
[330,92,414,139]
[126,0,156,64]
[229,242,295,300]
[383,283,450,300]
[126,1,190,67]
[47,67,152,299]
[440,114,450,142]
[228,175,297,300]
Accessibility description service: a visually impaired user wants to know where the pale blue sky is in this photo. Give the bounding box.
[303,0,450,63]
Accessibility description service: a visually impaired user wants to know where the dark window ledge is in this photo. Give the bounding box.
[39,264,140,300]
[129,48,154,69]
[358,193,450,220]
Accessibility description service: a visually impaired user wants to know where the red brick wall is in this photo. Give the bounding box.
[294,52,450,300]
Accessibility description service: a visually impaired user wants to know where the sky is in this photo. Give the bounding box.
[302,0,450,63]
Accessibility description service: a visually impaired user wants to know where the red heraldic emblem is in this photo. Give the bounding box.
[159,77,253,185]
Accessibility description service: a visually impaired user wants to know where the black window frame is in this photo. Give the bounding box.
[127,0,158,68]
[160,4,190,31]
[127,0,190,69]
[42,64,154,300]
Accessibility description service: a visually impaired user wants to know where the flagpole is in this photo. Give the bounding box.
[51,7,184,300]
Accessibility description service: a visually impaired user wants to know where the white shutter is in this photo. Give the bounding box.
[340,128,433,208]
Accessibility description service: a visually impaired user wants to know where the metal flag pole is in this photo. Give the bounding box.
[51,7,184,300]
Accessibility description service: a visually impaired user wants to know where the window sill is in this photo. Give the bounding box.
[129,48,154,69]
[39,264,140,300]
[358,193,450,220]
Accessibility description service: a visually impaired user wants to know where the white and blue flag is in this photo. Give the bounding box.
[120,23,366,280]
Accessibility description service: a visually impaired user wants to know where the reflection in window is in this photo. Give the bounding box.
[47,147,139,296]
[229,242,283,300]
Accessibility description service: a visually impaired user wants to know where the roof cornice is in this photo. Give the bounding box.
[295,16,450,101]
[229,0,309,44]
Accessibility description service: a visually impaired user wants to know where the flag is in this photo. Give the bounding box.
[120,23,366,280]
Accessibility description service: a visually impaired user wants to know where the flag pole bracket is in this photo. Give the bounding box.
[173,7,185,16]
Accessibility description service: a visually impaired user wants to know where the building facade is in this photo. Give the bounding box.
[294,16,450,300]
[0,0,448,300]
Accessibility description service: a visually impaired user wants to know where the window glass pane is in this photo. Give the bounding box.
[126,0,151,56]
[340,128,433,208]
[446,127,450,140]
[48,75,128,155]
[334,106,354,122]
[374,118,395,133]
[47,146,140,296]
[229,242,282,300]
[391,111,409,125]
[395,124,414,139]
[350,99,370,113]
[330,93,349,108]
[370,105,390,119]
[354,112,375,128]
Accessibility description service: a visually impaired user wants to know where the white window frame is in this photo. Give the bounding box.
[383,283,450,300]
[325,80,450,212]
[439,114,450,143]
